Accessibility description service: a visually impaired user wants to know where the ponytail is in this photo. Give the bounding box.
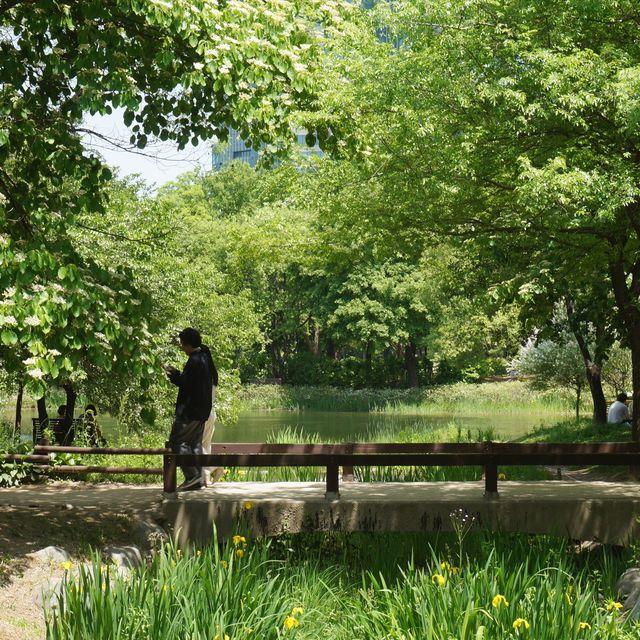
[201,344,219,386]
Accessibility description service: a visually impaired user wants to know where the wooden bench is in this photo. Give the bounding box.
[32,417,83,445]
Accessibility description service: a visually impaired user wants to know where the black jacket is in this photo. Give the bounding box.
[169,349,213,422]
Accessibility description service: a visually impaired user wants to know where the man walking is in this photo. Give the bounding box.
[165,328,214,491]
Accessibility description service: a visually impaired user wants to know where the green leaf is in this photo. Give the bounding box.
[1,330,17,346]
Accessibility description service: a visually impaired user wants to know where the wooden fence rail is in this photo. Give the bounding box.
[2,442,639,498]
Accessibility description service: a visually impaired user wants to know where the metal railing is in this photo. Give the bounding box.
[2,442,638,498]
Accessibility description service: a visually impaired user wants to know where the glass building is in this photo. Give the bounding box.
[211,128,322,170]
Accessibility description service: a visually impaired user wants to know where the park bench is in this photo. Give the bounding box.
[31,417,84,444]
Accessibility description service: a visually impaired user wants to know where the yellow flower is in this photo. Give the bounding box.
[578,622,591,631]
[431,573,446,586]
[498,473,506,480]
[197,550,202,557]
[291,607,304,616]
[243,501,253,510]
[440,561,460,574]
[235,549,245,558]
[283,616,300,630]
[238,469,247,477]
[232,535,246,546]
[60,560,73,571]
[101,583,106,592]
[607,601,623,612]
[512,618,529,630]
[213,634,230,640]
[220,560,228,569]
[492,594,509,608]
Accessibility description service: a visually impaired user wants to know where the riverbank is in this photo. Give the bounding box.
[238,381,580,415]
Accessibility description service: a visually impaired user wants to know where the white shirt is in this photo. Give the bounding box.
[607,400,630,424]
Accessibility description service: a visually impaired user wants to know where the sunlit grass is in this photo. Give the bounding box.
[238,382,582,416]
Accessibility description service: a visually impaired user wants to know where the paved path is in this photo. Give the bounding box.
[0,482,163,514]
[3,480,640,545]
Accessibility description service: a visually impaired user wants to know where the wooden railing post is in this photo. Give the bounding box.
[326,458,340,499]
[483,441,498,497]
[163,442,177,495]
[343,443,355,482]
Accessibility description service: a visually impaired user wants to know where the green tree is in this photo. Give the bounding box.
[315,0,640,435]
[0,0,348,400]
[514,335,586,420]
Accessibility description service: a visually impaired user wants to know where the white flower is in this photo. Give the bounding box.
[13,252,26,263]
[32,284,46,293]
[22,357,37,366]
[0,315,17,326]
[3,286,16,297]
[193,62,204,70]
[27,368,44,379]
[51,295,65,305]
[48,349,61,356]
[24,315,41,326]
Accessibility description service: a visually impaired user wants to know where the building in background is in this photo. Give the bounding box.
[212,128,321,170]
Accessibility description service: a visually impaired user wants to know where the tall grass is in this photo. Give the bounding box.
[46,531,640,640]
[238,382,581,416]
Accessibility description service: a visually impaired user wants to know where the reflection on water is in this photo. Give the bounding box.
[9,407,559,444]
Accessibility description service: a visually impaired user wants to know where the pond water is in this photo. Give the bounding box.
[6,406,560,444]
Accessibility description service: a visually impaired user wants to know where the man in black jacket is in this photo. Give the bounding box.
[165,328,213,491]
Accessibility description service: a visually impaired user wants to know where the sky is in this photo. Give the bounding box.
[81,110,213,188]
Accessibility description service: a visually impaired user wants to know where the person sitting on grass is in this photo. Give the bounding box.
[607,392,632,425]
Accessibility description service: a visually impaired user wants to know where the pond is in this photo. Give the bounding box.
[5,406,560,444]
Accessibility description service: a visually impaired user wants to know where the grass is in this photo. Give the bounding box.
[238,381,582,416]
[46,530,640,640]
[521,419,632,444]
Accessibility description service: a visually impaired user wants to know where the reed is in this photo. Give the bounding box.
[46,531,639,640]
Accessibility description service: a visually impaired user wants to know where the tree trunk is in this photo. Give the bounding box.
[565,297,607,423]
[36,396,49,445]
[404,341,420,387]
[608,256,640,441]
[36,396,48,422]
[575,385,581,421]
[14,377,24,439]
[63,382,77,445]
[325,338,337,360]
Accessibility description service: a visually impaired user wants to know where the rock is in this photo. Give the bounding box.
[34,577,64,611]
[133,518,168,552]
[616,568,640,620]
[102,545,144,569]
[31,546,71,563]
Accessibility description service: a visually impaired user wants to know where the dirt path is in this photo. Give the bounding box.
[0,481,164,640]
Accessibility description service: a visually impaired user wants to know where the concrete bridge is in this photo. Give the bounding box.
[163,479,640,547]
[4,442,640,547]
